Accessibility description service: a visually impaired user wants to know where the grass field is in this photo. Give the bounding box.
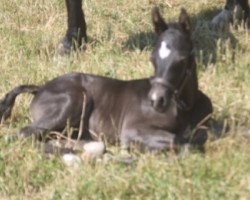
[0,0,250,199]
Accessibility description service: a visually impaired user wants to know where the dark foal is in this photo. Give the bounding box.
[0,8,212,152]
[58,0,87,55]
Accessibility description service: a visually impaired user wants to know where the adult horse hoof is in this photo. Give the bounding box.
[57,36,73,56]
[57,36,87,56]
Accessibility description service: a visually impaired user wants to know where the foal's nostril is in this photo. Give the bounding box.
[158,96,165,107]
[150,95,167,110]
[150,99,154,107]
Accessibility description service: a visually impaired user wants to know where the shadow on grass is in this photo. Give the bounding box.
[123,31,157,51]
[123,7,238,66]
[191,7,238,65]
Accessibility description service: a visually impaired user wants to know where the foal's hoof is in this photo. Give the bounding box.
[18,126,45,140]
[18,128,32,139]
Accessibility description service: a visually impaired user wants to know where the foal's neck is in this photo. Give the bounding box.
[178,57,198,111]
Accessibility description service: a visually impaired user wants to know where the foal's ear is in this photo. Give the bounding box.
[152,7,168,35]
[179,8,191,34]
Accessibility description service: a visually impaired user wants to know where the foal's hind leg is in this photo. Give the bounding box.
[18,124,48,140]
[17,107,68,140]
[120,127,176,152]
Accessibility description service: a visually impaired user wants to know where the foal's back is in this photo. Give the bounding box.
[30,73,151,138]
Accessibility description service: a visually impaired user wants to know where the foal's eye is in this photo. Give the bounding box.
[177,58,188,67]
[171,60,187,74]
[174,65,184,73]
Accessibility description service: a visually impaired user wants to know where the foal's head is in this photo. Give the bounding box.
[149,8,195,112]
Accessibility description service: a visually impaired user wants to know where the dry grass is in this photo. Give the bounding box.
[0,0,250,199]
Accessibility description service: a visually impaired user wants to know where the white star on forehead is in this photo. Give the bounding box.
[159,41,171,59]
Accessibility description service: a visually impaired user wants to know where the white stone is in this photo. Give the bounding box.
[62,153,82,167]
[83,141,105,158]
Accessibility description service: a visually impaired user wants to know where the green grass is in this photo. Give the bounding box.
[0,0,250,199]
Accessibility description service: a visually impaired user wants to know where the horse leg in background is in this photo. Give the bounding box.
[58,0,87,55]
[236,0,250,27]
[187,90,213,146]
[211,0,234,30]
[211,0,250,30]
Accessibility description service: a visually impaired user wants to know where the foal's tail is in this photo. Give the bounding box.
[0,85,40,122]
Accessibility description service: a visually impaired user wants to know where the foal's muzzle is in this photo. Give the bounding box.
[149,78,174,112]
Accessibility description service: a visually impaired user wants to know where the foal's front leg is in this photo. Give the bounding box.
[186,90,213,146]
[120,128,176,152]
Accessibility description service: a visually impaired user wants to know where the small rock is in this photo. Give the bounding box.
[83,141,106,158]
[62,153,82,168]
